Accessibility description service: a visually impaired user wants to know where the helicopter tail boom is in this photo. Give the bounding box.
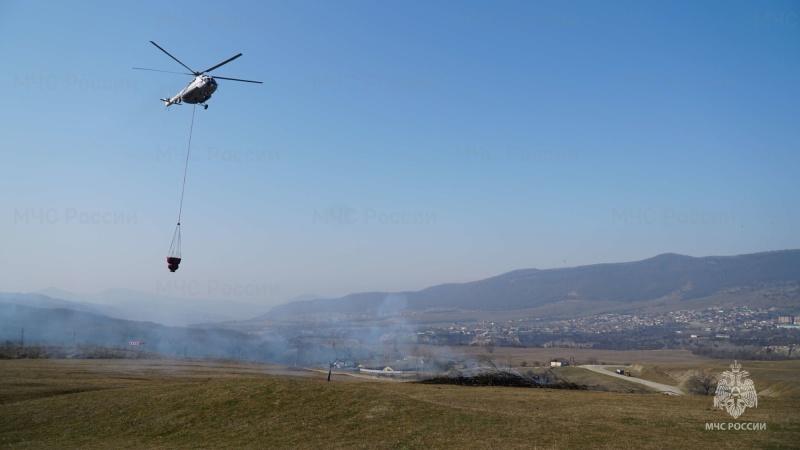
[160,97,181,108]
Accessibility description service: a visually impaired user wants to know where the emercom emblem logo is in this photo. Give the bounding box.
[713,360,757,419]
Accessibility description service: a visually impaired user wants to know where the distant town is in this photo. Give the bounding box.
[410,306,800,354]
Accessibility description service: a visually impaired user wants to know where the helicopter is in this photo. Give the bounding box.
[134,41,262,109]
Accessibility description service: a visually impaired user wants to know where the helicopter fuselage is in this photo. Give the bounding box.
[138,41,260,109]
[165,76,218,108]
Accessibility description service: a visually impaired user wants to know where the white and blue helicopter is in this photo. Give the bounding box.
[134,41,262,109]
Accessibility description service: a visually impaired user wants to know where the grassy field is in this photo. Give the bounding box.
[1,359,798,449]
[450,346,717,366]
[628,360,800,399]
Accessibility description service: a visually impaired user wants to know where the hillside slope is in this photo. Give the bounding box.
[265,250,800,318]
[1,360,798,449]
[0,303,272,360]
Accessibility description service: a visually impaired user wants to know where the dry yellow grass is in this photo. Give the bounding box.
[631,360,800,399]
[449,346,717,366]
[1,359,797,449]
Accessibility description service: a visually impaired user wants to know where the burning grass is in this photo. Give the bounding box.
[418,370,587,390]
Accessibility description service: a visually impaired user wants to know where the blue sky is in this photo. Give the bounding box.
[1,1,798,305]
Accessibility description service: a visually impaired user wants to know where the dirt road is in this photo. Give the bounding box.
[581,365,684,395]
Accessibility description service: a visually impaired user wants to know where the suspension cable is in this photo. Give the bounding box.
[176,105,196,225]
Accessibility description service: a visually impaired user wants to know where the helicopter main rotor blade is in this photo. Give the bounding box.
[133,67,193,76]
[211,75,263,84]
[149,41,197,75]
[200,53,243,75]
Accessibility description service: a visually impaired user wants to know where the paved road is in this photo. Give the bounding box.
[581,365,684,395]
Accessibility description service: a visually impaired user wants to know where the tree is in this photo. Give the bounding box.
[687,369,718,395]
[327,330,354,382]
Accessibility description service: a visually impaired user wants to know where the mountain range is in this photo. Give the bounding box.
[24,288,266,326]
[3,250,798,328]
[1,250,798,359]
[263,250,800,319]
[0,301,272,360]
